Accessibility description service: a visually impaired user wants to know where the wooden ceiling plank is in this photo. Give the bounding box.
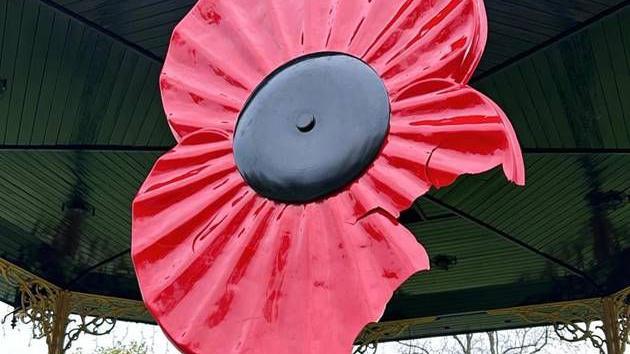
[472,0,630,81]
[17,6,55,145]
[66,38,118,145]
[611,39,630,147]
[106,59,153,144]
[457,169,584,258]
[487,19,552,44]
[605,14,630,146]
[0,0,28,144]
[120,63,160,145]
[55,30,106,144]
[42,20,85,145]
[29,13,71,145]
[431,163,526,213]
[111,6,187,41]
[115,64,158,145]
[83,42,126,145]
[131,25,178,55]
[2,151,150,258]
[508,175,591,253]
[0,0,7,66]
[546,40,607,147]
[534,155,630,252]
[0,216,45,255]
[473,158,591,234]
[59,0,111,13]
[479,78,538,145]
[90,151,154,196]
[131,91,166,146]
[10,152,134,244]
[499,157,624,257]
[5,0,41,143]
[447,157,560,216]
[95,51,139,143]
[99,1,191,31]
[476,157,587,224]
[529,55,580,147]
[431,171,501,207]
[83,0,185,24]
[515,61,563,147]
[424,194,601,292]
[505,68,553,146]
[39,0,162,63]
[0,155,73,231]
[443,159,586,258]
[589,22,629,146]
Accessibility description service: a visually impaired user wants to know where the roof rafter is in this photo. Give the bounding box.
[38,0,163,64]
[422,195,603,294]
[471,0,630,83]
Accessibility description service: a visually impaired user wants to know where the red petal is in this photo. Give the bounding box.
[343,1,422,56]
[390,78,524,186]
[162,0,295,141]
[346,78,524,221]
[160,73,243,140]
[363,0,487,94]
[132,129,250,267]
[365,156,433,219]
[134,195,428,354]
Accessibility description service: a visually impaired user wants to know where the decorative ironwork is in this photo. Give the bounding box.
[355,322,410,354]
[0,258,61,347]
[601,287,630,354]
[63,291,151,350]
[617,288,630,353]
[0,258,149,353]
[553,321,606,353]
[489,287,630,354]
[354,317,437,354]
[491,298,605,352]
[64,315,115,348]
[352,288,628,354]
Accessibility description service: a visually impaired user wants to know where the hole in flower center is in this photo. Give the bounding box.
[233,52,390,203]
[296,114,316,133]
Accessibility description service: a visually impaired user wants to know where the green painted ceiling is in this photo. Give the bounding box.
[0,0,172,147]
[0,0,629,340]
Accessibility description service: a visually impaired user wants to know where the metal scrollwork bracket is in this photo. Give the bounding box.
[353,317,437,353]
[489,287,629,354]
[0,258,148,354]
[601,287,629,354]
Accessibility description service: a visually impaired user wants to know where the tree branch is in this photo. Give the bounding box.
[397,341,430,354]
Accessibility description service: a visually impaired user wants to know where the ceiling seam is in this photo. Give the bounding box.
[38,0,163,64]
[64,248,130,289]
[472,0,630,83]
[423,195,604,295]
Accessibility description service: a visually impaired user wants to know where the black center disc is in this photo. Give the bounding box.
[233,53,390,203]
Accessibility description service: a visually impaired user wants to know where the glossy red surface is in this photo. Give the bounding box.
[134,1,525,353]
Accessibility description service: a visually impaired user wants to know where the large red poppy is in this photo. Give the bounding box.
[132,1,525,353]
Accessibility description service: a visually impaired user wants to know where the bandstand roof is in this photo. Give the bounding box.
[0,0,629,342]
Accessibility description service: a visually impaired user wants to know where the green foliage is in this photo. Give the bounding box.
[97,341,148,354]
[73,341,148,354]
